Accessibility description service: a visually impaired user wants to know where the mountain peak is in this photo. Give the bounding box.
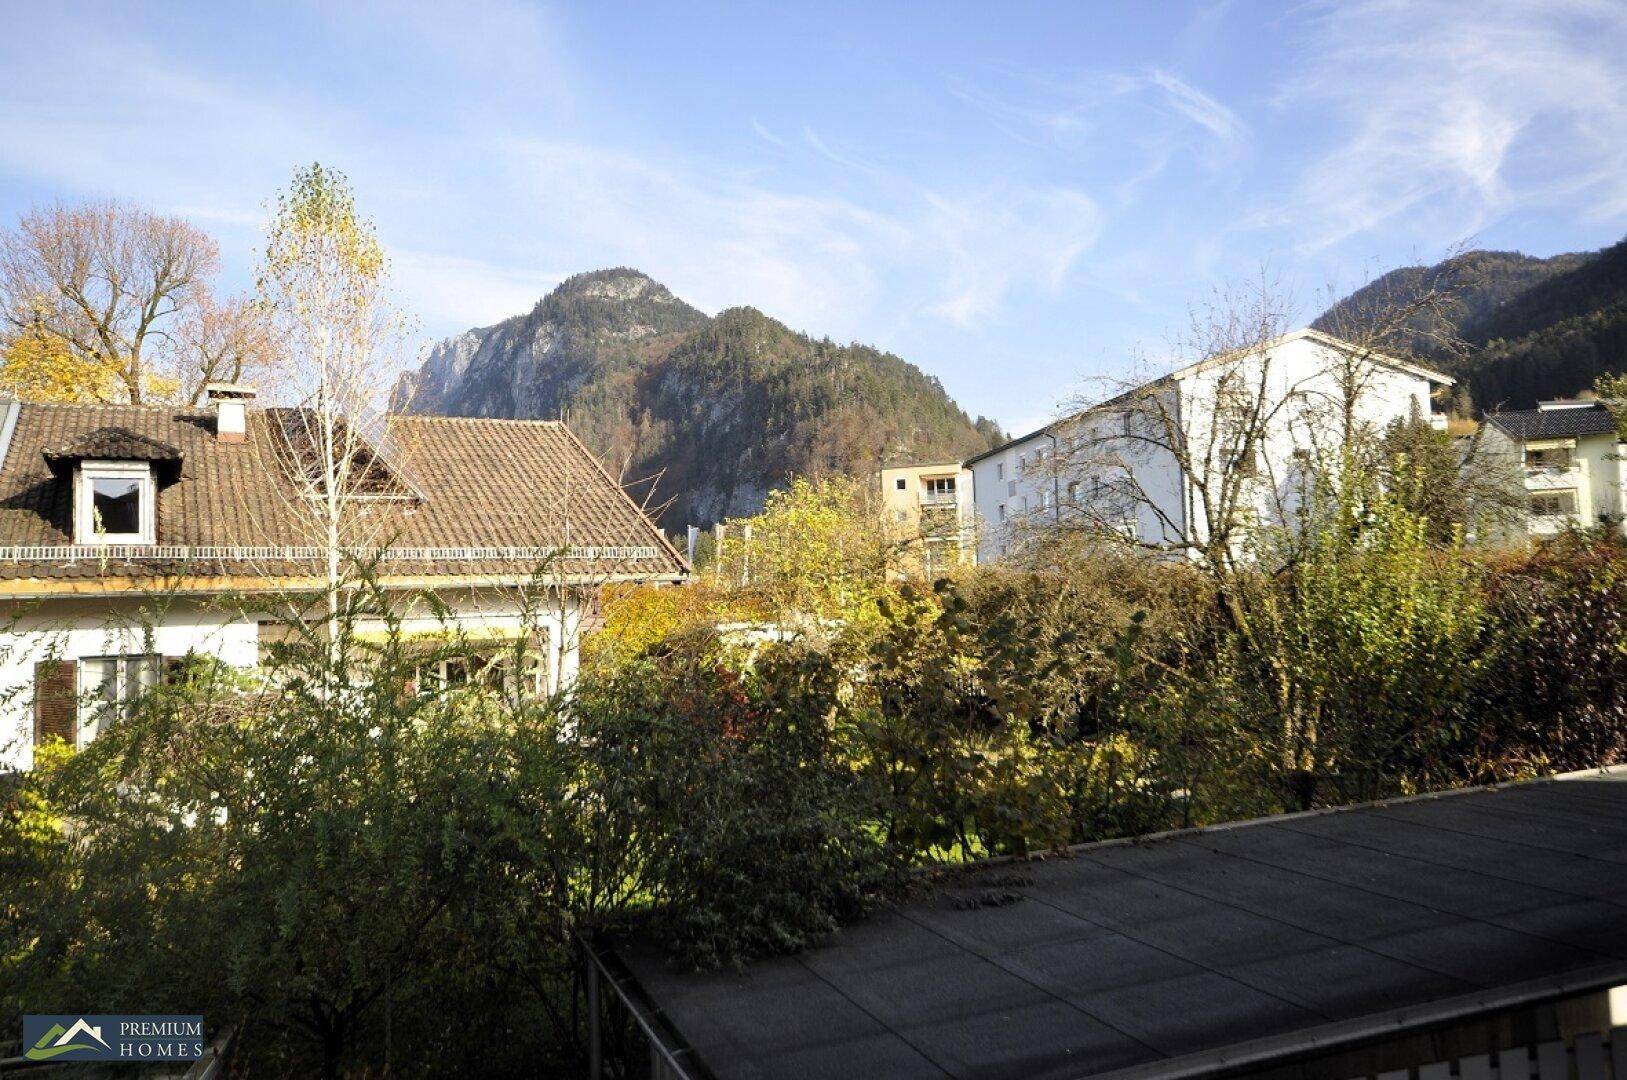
[398,271,994,526]
[545,267,670,306]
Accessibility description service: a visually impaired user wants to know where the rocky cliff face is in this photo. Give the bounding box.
[395,268,708,422]
[396,268,1000,526]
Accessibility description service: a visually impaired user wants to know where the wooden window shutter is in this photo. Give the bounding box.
[33,660,78,748]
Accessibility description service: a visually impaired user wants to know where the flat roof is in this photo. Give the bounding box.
[605,769,1627,1080]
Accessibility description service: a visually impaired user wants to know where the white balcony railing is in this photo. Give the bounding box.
[1523,459,1586,491]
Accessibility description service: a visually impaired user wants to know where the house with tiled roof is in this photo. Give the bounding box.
[0,385,687,771]
[1483,400,1627,536]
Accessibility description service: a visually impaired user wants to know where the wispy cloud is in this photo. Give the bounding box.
[1272,0,1627,249]
[921,188,1100,327]
[1146,69,1246,148]
[800,125,885,176]
[949,67,1250,186]
[493,137,1098,335]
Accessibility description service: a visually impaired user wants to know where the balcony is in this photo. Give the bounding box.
[1522,457,1586,492]
[918,490,959,508]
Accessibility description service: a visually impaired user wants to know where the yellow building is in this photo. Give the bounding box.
[878,462,975,577]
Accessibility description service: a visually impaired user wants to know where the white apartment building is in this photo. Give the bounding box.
[1482,401,1627,537]
[968,329,1453,561]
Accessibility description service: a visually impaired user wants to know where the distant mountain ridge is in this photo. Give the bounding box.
[1315,239,1627,411]
[395,268,1001,526]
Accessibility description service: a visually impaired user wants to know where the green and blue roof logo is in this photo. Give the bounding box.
[23,1015,203,1062]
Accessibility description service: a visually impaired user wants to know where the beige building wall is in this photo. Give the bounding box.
[879,462,975,577]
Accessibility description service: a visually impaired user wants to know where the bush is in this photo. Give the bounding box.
[0,590,595,1079]
[1472,536,1627,778]
[574,634,893,967]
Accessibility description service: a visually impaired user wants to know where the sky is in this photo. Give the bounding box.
[2,1,1625,436]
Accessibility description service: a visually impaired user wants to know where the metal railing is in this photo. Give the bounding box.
[580,934,711,1080]
[1344,1025,1625,1080]
[0,544,663,564]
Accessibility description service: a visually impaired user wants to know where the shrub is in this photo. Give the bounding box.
[573,635,894,967]
[1472,536,1627,778]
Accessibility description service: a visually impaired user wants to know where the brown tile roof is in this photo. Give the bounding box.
[0,402,688,585]
[43,426,185,482]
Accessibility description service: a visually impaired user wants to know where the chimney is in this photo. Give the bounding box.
[204,382,257,443]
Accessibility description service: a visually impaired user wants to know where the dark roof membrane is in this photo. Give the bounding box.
[1486,404,1618,440]
[610,771,1627,1080]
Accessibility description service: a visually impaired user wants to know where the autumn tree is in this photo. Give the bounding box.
[0,201,226,403]
[0,299,119,402]
[252,164,414,645]
[177,294,274,404]
[710,475,904,634]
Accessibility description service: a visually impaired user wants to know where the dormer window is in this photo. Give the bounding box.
[76,461,155,545]
[43,426,183,548]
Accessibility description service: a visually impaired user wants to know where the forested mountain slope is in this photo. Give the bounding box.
[1315,239,1627,411]
[395,269,1001,526]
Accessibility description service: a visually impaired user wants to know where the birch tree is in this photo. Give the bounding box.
[253,164,413,643]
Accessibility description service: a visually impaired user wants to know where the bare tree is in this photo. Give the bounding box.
[0,201,220,403]
[178,294,275,404]
[1014,264,1515,799]
[1031,262,1510,577]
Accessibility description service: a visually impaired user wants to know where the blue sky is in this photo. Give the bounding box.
[2,1,1625,434]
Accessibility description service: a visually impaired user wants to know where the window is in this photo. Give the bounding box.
[996,463,1005,480]
[1066,481,1080,503]
[1018,453,1028,470]
[418,651,547,700]
[997,504,1006,523]
[922,476,956,504]
[894,477,907,490]
[1039,490,1051,511]
[79,654,160,743]
[1525,446,1573,470]
[75,462,155,545]
[1121,412,1134,438]
[94,477,141,533]
[1530,490,1578,518]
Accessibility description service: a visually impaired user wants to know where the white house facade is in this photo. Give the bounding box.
[968,329,1453,561]
[0,391,687,772]
[1482,401,1627,538]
